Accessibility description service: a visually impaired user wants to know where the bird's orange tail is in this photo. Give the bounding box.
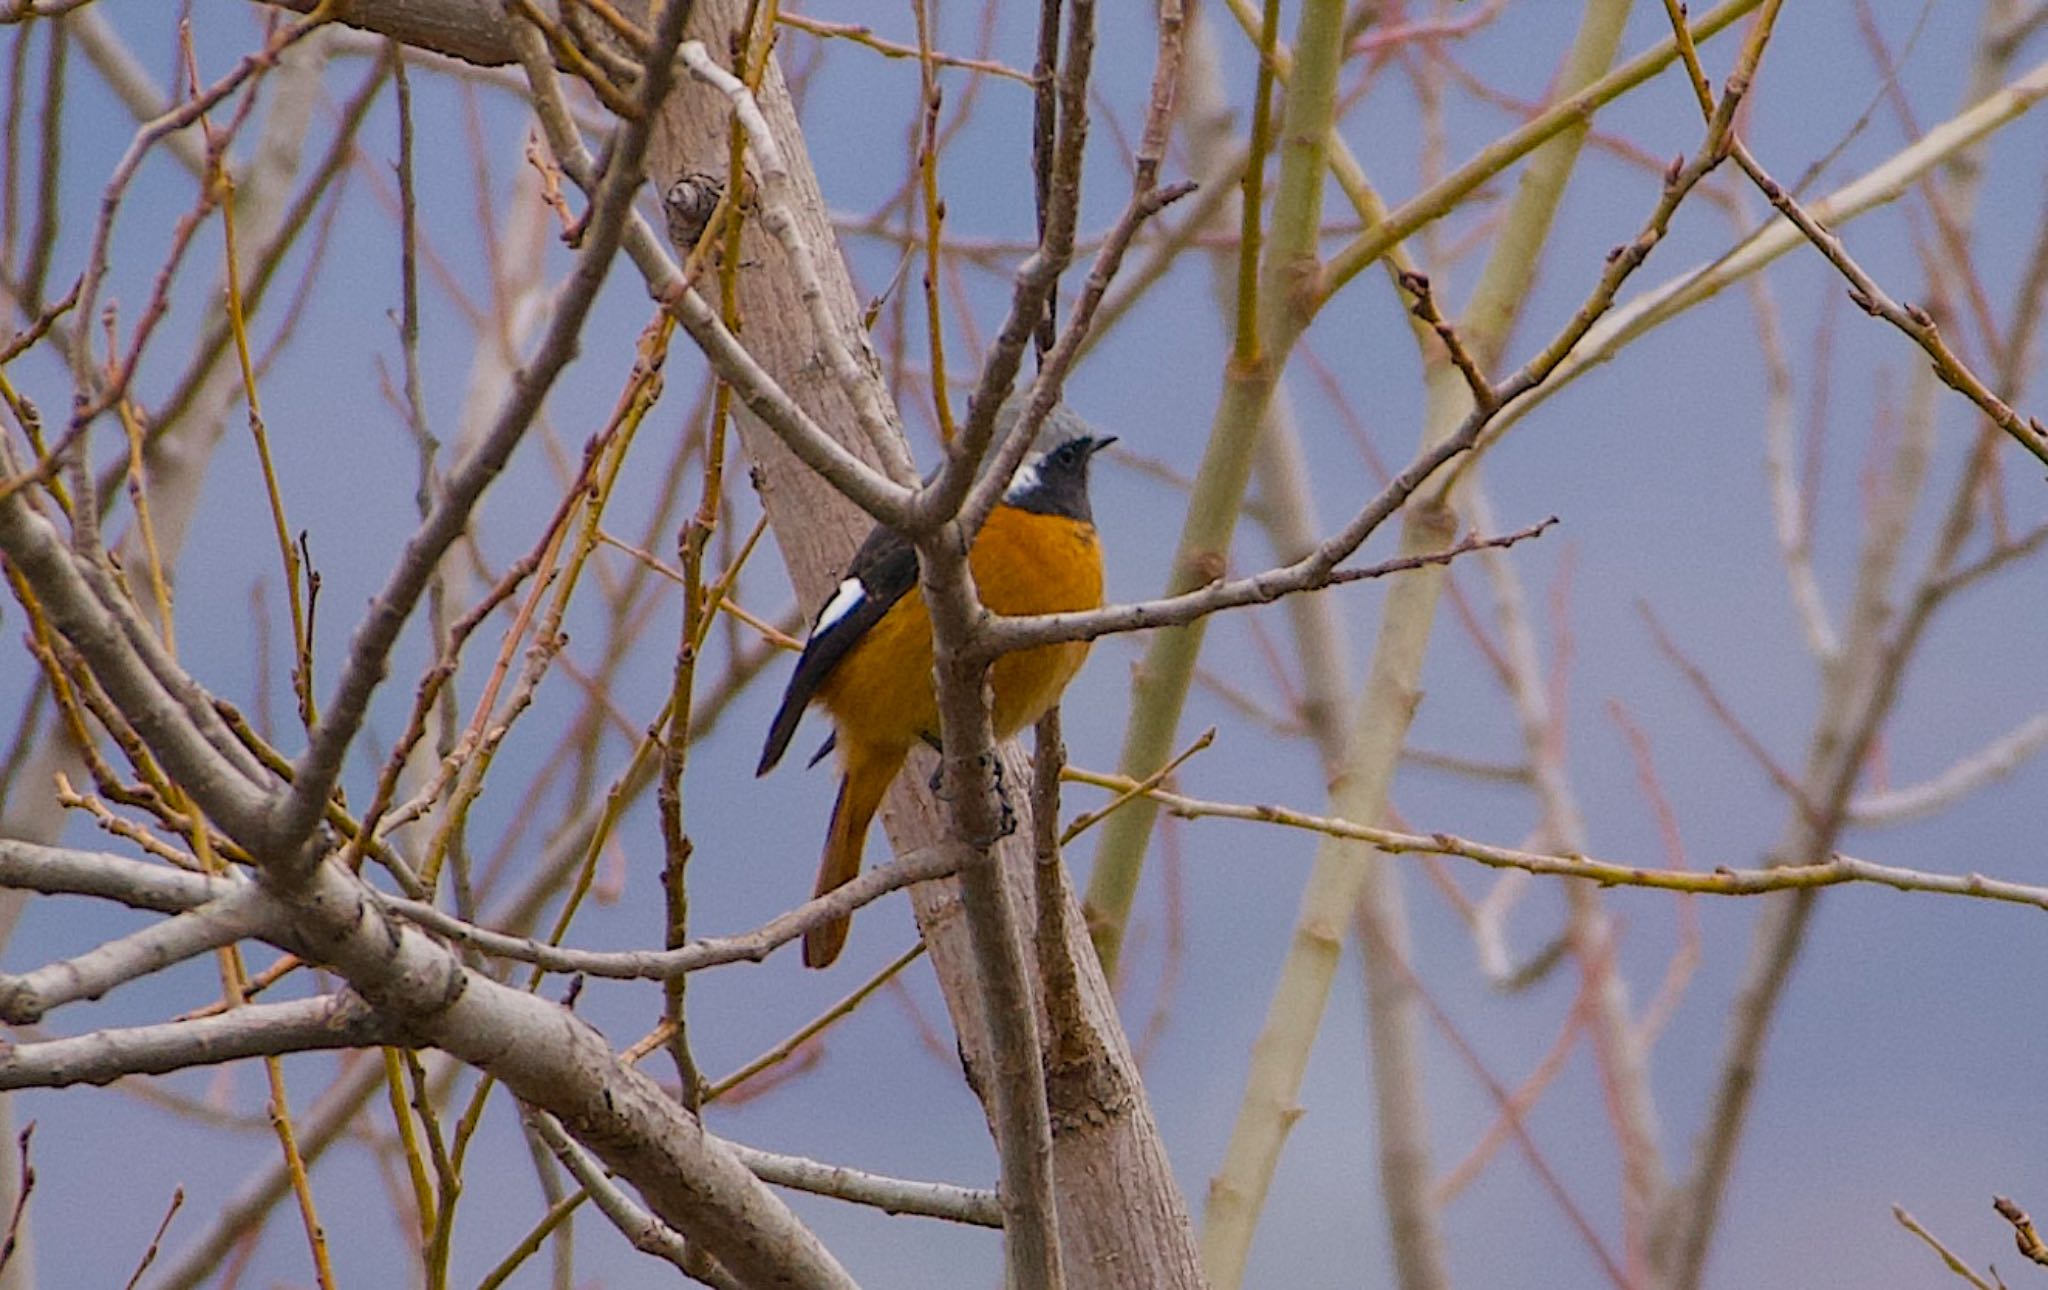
[805,748,899,968]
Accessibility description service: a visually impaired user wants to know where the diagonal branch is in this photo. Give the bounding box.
[1894,1205,2000,1290]
[0,883,275,1024]
[523,1108,720,1284]
[277,855,858,1286]
[0,992,395,1090]
[978,518,1556,656]
[1063,773,2048,915]
[1312,0,1768,301]
[721,1141,1003,1227]
[1849,704,2048,825]
[381,844,957,978]
[674,41,916,492]
[0,838,223,913]
[911,0,1099,537]
[505,23,914,525]
[1731,138,2048,467]
[266,0,696,865]
[0,496,273,845]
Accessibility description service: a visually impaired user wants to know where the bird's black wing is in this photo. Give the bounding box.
[756,521,920,775]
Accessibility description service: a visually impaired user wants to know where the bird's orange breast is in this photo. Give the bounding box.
[816,506,1103,753]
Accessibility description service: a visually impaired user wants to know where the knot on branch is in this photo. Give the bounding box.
[663,172,725,251]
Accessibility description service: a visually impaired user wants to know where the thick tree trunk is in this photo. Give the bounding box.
[259,1,1204,1283]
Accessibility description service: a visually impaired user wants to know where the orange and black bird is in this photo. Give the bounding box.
[757,407,1113,968]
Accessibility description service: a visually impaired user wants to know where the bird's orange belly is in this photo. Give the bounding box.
[817,509,1102,753]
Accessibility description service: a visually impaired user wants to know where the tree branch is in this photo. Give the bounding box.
[266,0,695,865]
[502,20,915,525]
[0,884,274,1024]
[722,1141,1002,1227]
[978,517,1556,657]
[0,496,274,844]
[0,838,222,913]
[1732,138,2048,467]
[674,41,916,492]
[524,1108,724,1285]
[0,992,394,1089]
[1064,773,2048,914]
[382,845,957,978]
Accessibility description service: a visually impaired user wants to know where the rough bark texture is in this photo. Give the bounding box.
[655,11,1201,1281]
[260,0,1204,1282]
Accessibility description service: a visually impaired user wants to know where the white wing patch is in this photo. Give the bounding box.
[813,577,867,636]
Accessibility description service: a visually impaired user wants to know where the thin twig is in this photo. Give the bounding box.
[0,1124,30,1277]
[269,0,692,863]
[120,1185,184,1290]
[1895,1205,1999,1289]
[384,846,956,979]
[983,518,1557,656]
[1063,772,2048,913]
[701,943,924,1101]
[776,10,1032,83]
[1732,139,2048,467]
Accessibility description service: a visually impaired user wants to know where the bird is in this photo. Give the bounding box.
[757,406,1113,968]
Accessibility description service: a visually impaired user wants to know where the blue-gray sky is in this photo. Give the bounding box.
[5,2,2046,1286]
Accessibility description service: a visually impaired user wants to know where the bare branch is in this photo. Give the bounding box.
[1732,139,2048,468]
[119,1181,181,1289]
[274,858,858,1287]
[1399,271,1498,411]
[722,1141,1002,1227]
[1314,0,1769,300]
[0,993,394,1090]
[1064,772,2048,915]
[1850,706,2048,825]
[911,0,1101,538]
[502,20,914,526]
[1895,1205,1999,1290]
[955,175,1196,542]
[0,497,274,844]
[674,41,916,492]
[63,2,340,430]
[0,839,221,913]
[952,0,1188,542]
[980,518,1557,657]
[1471,480,1664,1269]
[151,1053,432,1288]
[66,9,207,177]
[268,0,698,864]
[523,1109,717,1284]
[0,884,274,1024]
[382,845,958,978]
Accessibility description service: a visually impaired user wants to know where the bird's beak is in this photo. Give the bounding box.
[1086,435,1117,455]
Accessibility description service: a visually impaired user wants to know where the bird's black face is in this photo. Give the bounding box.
[1005,434,1114,522]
